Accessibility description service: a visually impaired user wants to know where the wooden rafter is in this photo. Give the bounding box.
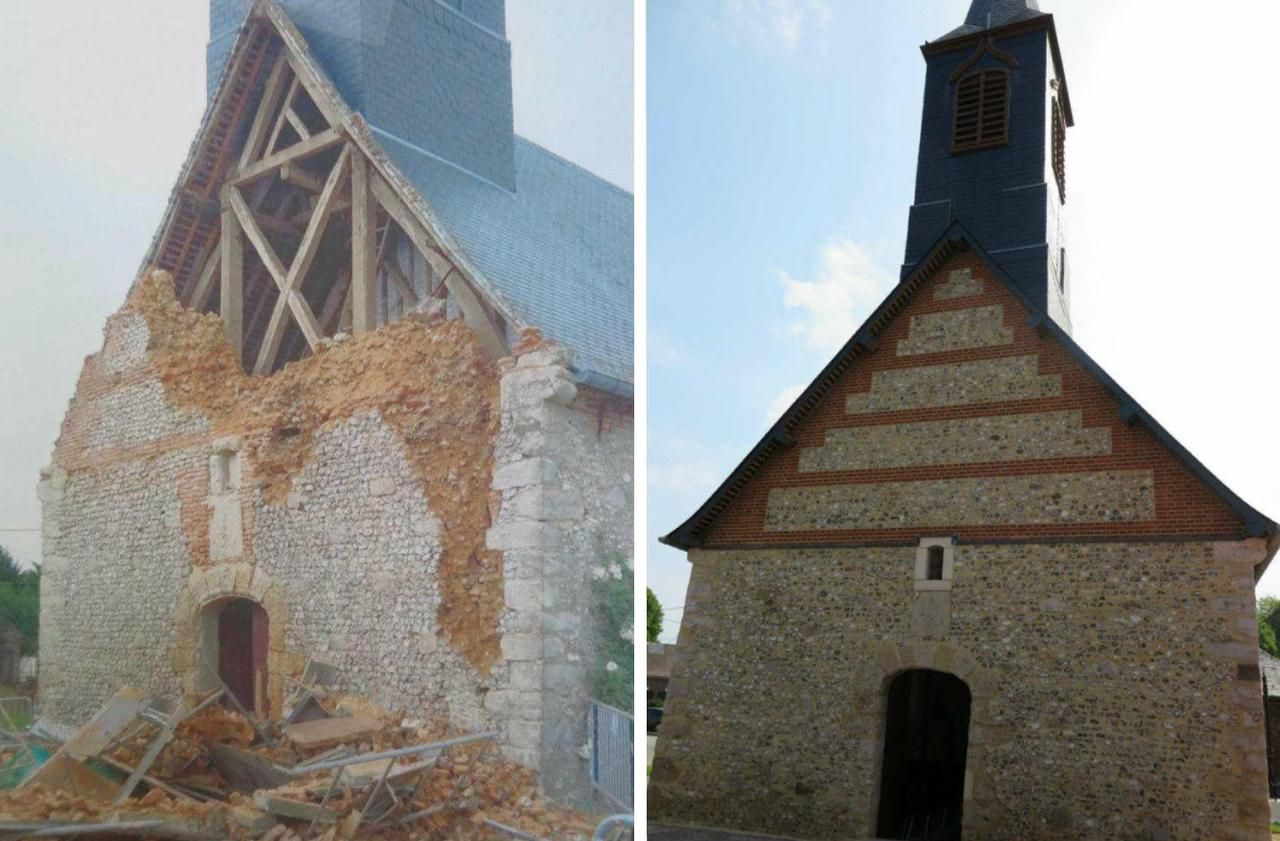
[264,77,302,159]
[385,260,419,309]
[187,245,221,312]
[225,186,323,357]
[280,162,325,193]
[282,51,344,129]
[239,54,290,172]
[367,172,507,358]
[231,128,343,187]
[220,205,244,358]
[252,145,352,374]
[350,155,377,334]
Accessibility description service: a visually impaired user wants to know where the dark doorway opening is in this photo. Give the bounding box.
[216,598,270,718]
[876,669,970,841]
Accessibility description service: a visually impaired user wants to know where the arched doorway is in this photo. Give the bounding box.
[198,597,269,717]
[876,669,970,841]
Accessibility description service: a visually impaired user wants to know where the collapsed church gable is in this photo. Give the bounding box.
[39,0,631,806]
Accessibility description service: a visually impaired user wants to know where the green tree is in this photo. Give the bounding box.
[0,546,39,655]
[1259,596,1280,658]
[646,588,664,643]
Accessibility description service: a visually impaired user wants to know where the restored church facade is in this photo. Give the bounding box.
[649,2,1277,839]
[37,0,632,805]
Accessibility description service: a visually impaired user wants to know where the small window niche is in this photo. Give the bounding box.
[210,438,242,495]
[915,537,955,591]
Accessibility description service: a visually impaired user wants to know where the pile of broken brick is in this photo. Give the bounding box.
[0,678,607,841]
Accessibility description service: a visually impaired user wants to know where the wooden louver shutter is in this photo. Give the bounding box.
[1051,97,1067,202]
[952,70,1009,153]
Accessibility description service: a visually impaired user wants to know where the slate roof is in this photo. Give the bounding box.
[938,0,1046,42]
[661,220,1279,552]
[197,1,633,395]
[1261,650,1280,697]
[377,131,634,393]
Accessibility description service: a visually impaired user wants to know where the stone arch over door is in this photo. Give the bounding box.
[865,641,996,841]
[172,563,291,715]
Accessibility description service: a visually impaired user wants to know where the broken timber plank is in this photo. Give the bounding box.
[97,755,199,802]
[114,698,190,804]
[284,716,381,750]
[239,54,290,171]
[254,791,338,824]
[59,687,151,760]
[207,742,292,793]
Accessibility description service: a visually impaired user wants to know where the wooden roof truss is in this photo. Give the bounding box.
[156,9,508,376]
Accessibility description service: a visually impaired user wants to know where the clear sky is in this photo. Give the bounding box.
[647,0,1280,642]
[0,0,632,571]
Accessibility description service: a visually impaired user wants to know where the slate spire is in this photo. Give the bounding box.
[938,0,1046,42]
[965,0,1040,29]
[906,1,1074,331]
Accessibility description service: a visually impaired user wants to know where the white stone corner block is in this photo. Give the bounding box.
[516,347,570,369]
[492,458,558,490]
[486,520,563,551]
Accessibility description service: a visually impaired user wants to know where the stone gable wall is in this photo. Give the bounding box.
[703,253,1245,546]
[649,540,1271,841]
[38,281,631,807]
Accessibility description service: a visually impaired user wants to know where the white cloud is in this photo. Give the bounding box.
[765,384,805,425]
[781,238,894,351]
[717,0,833,53]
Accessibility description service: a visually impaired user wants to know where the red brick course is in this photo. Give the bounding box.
[703,251,1245,546]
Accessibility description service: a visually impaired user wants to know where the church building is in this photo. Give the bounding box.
[648,2,1277,838]
[37,0,631,805]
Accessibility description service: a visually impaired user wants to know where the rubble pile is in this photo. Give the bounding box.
[0,679,604,841]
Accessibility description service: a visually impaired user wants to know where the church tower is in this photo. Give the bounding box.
[207,0,517,190]
[903,0,1074,331]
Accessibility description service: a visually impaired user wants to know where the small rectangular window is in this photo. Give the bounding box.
[926,546,945,580]
[915,538,954,590]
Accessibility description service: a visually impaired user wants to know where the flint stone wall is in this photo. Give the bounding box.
[649,540,1271,841]
[798,410,1110,472]
[39,305,632,809]
[846,355,1061,414]
[765,469,1155,531]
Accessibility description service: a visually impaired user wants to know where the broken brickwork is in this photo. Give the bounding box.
[39,270,631,806]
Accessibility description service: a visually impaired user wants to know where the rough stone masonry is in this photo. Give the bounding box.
[38,270,632,804]
[649,256,1276,841]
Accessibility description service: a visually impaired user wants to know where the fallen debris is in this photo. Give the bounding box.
[282,718,380,752]
[0,677,609,841]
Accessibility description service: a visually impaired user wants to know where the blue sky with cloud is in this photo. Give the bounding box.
[647,0,1280,641]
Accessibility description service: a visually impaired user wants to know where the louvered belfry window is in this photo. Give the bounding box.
[952,69,1010,153]
[1051,97,1067,202]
